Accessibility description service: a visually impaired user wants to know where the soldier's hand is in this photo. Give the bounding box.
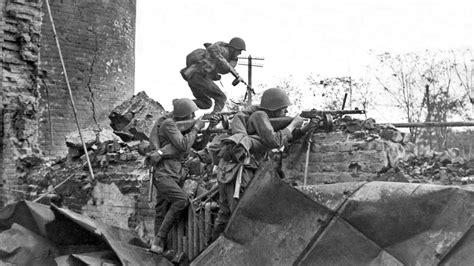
[194,118,205,130]
[208,115,220,128]
[302,117,321,133]
[291,115,305,128]
[286,115,305,132]
[148,150,163,166]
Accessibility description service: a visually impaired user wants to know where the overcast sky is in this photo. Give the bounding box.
[135,0,473,113]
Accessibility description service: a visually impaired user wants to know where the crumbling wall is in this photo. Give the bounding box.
[37,0,136,157]
[1,0,44,206]
[283,132,410,184]
[0,0,136,207]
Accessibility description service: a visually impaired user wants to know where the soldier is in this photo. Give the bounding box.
[212,88,313,239]
[149,98,211,254]
[180,37,246,114]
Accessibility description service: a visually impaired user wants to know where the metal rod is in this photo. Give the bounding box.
[192,184,218,203]
[147,167,154,202]
[303,132,314,186]
[384,121,474,128]
[45,0,94,180]
[238,56,264,60]
[247,55,252,106]
[341,93,348,110]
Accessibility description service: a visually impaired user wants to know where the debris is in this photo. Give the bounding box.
[193,162,474,265]
[0,201,172,265]
[109,91,165,141]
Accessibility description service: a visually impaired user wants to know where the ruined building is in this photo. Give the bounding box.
[1,0,136,199]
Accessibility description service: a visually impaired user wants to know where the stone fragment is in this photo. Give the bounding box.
[109,91,165,141]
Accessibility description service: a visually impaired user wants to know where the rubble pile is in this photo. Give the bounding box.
[378,148,474,185]
[22,92,218,243]
[330,115,410,144]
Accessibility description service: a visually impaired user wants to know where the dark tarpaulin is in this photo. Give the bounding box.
[192,162,474,265]
[0,200,172,266]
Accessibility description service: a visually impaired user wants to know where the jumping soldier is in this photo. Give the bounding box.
[149,98,212,254]
[211,88,316,239]
[180,37,247,114]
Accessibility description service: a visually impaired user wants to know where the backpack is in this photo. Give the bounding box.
[185,48,207,67]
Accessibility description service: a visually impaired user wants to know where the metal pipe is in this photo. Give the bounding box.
[45,0,94,180]
[303,137,312,186]
[247,55,252,105]
[383,121,474,128]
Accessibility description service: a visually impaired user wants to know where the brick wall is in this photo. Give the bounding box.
[283,132,408,184]
[1,0,44,206]
[38,0,136,157]
[0,0,136,206]
[0,0,4,188]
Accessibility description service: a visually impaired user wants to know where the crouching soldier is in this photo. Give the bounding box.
[148,98,213,254]
[212,88,310,239]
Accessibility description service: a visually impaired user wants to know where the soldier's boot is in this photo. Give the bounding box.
[150,236,165,254]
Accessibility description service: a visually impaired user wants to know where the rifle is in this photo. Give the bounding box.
[175,119,230,134]
[300,109,365,131]
[265,109,366,132]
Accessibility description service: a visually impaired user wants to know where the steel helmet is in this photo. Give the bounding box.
[172,98,199,118]
[228,37,246,51]
[259,88,292,111]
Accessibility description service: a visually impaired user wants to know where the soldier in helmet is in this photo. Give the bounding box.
[149,98,211,254]
[212,88,310,239]
[180,37,247,114]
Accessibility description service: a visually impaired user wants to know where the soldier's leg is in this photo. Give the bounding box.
[154,177,189,242]
[212,181,234,240]
[188,74,213,110]
[188,73,226,113]
[206,82,227,113]
[154,193,170,241]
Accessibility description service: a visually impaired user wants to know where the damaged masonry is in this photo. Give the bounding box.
[2,91,473,265]
[1,0,474,265]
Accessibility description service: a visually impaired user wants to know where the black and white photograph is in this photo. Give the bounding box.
[1,0,473,265]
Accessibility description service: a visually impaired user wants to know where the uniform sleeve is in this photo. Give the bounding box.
[231,112,249,134]
[247,111,292,149]
[207,42,235,74]
[160,119,198,152]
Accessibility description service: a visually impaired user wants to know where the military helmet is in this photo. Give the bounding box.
[228,37,246,51]
[259,88,292,111]
[172,98,199,118]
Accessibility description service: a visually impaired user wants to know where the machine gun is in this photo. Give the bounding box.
[300,109,366,131]
[266,109,366,131]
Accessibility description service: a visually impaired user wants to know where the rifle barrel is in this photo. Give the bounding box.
[300,109,366,118]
